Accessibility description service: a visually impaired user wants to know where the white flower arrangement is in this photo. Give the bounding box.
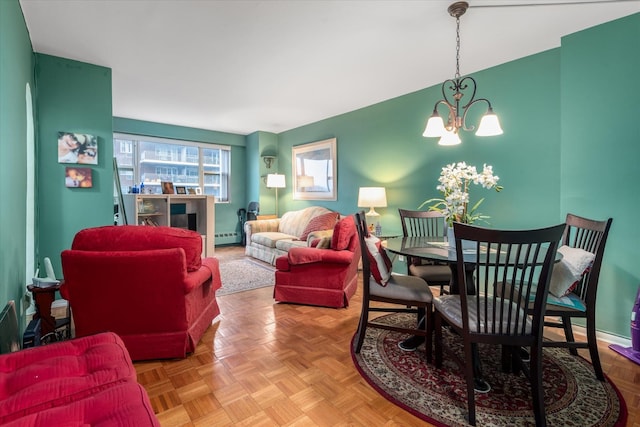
[419,162,503,226]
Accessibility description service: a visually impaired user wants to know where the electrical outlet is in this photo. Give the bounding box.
[398,255,405,262]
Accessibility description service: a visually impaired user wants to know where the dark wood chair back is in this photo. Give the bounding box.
[562,213,612,306]
[398,209,451,294]
[453,222,565,342]
[398,209,446,238]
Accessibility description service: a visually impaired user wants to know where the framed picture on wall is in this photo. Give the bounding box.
[65,167,93,188]
[57,132,98,165]
[175,186,187,194]
[292,138,337,200]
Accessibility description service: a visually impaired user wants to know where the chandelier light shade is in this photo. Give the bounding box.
[423,1,503,146]
[357,187,387,217]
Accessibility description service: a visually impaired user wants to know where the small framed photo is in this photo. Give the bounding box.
[161,181,174,194]
[175,186,187,194]
[195,187,202,195]
[187,188,196,195]
[65,167,93,188]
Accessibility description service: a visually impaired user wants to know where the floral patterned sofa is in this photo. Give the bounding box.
[244,206,339,265]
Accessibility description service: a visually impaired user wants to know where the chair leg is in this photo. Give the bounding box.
[354,304,369,353]
[434,312,443,368]
[587,314,604,381]
[530,343,547,427]
[463,340,477,426]
[561,316,579,356]
[424,304,433,363]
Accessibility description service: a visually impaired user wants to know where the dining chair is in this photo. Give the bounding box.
[541,213,613,381]
[398,209,451,295]
[434,222,565,427]
[353,211,434,361]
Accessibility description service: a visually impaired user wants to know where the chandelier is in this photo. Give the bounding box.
[423,1,503,146]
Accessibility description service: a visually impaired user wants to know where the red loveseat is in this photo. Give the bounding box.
[0,332,159,426]
[61,225,221,361]
[274,215,360,308]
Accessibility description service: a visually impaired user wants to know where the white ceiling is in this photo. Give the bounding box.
[19,0,640,135]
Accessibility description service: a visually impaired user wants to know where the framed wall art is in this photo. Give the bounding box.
[58,132,98,165]
[65,167,93,188]
[292,138,337,201]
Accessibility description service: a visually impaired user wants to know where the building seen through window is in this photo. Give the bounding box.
[113,133,230,202]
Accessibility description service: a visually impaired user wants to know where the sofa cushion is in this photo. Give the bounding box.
[331,216,355,251]
[275,239,307,253]
[299,211,339,241]
[0,332,135,423]
[315,236,333,249]
[279,206,333,237]
[72,225,203,272]
[4,382,160,427]
[252,232,297,248]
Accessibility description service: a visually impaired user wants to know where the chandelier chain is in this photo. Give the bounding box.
[455,16,461,79]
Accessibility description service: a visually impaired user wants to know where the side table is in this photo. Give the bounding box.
[25,284,71,346]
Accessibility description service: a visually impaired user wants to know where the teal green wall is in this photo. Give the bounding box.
[35,54,114,276]
[560,13,640,337]
[0,0,34,324]
[277,48,561,235]
[113,118,248,245]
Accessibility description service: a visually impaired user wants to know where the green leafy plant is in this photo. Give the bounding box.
[419,162,503,226]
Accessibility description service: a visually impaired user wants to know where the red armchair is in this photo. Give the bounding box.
[60,225,221,361]
[274,216,360,308]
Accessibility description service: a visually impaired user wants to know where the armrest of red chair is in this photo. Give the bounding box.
[276,247,355,272]
[183,257,221,293]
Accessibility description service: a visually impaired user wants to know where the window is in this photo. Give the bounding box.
[113,133,231,202]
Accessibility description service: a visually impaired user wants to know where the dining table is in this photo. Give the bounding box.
[384,235,478,295]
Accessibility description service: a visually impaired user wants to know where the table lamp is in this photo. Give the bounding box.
[266,173,286,217]
[357,187,387,235]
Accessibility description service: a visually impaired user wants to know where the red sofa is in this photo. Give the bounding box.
[61,225,221,361]
[0,332,160,426]
[274,215,360,308]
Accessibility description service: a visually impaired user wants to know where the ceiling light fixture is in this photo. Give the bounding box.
[423,1,503,146]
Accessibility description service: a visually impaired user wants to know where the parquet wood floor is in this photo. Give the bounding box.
[134,245,640,426]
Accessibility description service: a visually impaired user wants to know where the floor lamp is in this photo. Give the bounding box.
[266,173,286,217]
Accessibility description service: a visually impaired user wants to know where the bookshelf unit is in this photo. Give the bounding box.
[123,194,215,256]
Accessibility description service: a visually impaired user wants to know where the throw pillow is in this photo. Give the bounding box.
[299,212,339,241]
[316,236,332,249]
[549,245,595,297]
[364,234,392,286]
[331,216,355,250]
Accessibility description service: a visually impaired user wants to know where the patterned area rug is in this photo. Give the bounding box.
[351,313,627,427]
[218,258,275,296]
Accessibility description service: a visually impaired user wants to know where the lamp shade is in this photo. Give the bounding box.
[475,110,504,136]
[358,187,387,209]
[423,113,446,137]
[438,130,462,146]
[266,173,285,188]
